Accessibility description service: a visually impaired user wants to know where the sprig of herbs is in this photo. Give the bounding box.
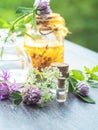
[24,67,61,89]
[84,65,98,81]
[70,65,98,88]
[68,75,96,104]
[9,0,52,34]
[68,65,98,104]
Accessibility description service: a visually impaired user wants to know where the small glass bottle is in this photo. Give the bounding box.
[56,77,67,103]
[51,62,69,95]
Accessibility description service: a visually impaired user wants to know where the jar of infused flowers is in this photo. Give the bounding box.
[24,13,69,70]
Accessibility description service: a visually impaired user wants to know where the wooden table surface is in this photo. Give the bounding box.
[0,40,98,130]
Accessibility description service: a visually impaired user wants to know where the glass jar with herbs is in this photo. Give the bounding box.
[24,13,69,70]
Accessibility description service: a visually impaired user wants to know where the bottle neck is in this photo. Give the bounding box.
[58,77,66,89]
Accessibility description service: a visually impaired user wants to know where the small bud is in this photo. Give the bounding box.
[36,0,52,18]
[78,82,89,96]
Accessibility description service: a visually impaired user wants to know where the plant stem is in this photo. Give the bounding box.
[10,12,33,32]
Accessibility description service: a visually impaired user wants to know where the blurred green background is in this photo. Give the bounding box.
[0,0,98,52]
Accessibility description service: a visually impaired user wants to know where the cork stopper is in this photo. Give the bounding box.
[51,62,69,78]
[58,77,66,88]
